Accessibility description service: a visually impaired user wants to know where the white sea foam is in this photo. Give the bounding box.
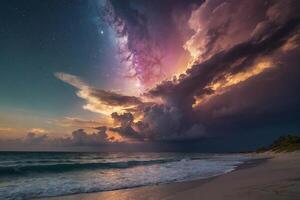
[0,153,251,200]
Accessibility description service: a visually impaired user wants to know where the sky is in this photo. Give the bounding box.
[0,0,300,152]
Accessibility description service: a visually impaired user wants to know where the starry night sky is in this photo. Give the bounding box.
[1,0,300,152]
[0,0,124,137]
[1,0,111,112]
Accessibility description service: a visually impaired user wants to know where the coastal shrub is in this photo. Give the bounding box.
[256,135,300,153]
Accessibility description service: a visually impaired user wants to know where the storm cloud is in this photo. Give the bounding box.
[53,0,300,147]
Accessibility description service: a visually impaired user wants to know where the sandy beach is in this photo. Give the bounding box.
[42,152,300,200]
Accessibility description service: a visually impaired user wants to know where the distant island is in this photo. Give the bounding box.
[256,135,300,153]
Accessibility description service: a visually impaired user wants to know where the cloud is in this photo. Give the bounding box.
[88,88,143,108]
[141,0,300,139]
[20,129,49,145]
[55,72,145,115]
[55,72,204,142]
[0,127,14,133]
[54,72,87,89]
[24,132,48,145]
[109,104,206,142]
[109,112,142,140]
[137,105,183,140]
[55,5,299,142]
[53,0,300,145]
[66,127,110,146]
[52,127,113,146]
[184,0,299,63]
[0,126,113,148]
[197,49,300,125]
[111,112,133,126]
[56,117,110,129]
[149,16,300,107]
[29,128,48,134]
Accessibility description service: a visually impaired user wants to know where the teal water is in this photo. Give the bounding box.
[0,152,251,199]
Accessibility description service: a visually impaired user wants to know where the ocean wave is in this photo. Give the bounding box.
[0,153,251,200]
[0,158,178,176]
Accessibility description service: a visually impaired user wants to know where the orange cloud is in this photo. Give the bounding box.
[55,72,145,116]
[193,59,274,108]
[29,128,48,134]
[211,60,273,91]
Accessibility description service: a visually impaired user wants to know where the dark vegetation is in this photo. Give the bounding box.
[256,135,300,153]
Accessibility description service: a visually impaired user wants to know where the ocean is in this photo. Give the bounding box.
[0,152,251,200]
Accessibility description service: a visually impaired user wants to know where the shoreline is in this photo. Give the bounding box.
[40,154,277,200]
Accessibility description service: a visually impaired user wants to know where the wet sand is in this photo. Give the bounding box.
[42,152,300,200]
